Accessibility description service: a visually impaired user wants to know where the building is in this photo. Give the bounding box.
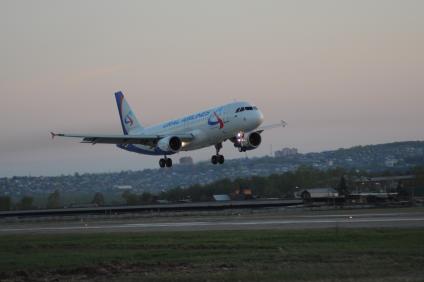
[232,188,254,200]
[384,158,398,167]
[213,194,231,201]
[295,188,339,199]
[352,175,416,194]
[275,148,298,158]
[114,185,133,190]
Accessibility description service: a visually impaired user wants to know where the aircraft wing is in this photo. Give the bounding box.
[255,120,287,133]
[51,132,194,147]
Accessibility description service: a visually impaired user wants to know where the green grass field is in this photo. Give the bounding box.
[1,229,424,281]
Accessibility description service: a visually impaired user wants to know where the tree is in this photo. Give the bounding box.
[91,192,105,206]
[18,196,34,210]
[122,190,139,205]
[337,176,349,196]
[47,190,61,209]
[396,181,409,199]
[0,196,11,211]
[140,192,153,204]
[413,166,424,191]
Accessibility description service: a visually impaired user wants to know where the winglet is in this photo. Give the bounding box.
[50,132,57,139]
[256,120,287,132]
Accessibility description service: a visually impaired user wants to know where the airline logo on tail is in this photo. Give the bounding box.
[208,112,224,129]
[124,112,134,126]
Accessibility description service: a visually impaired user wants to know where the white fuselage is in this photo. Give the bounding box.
[123,101,264,155]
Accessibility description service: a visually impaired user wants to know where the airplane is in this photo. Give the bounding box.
[51,91,286,168]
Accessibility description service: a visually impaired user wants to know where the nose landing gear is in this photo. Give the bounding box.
[159,156,173,168]
[211,143,225,165]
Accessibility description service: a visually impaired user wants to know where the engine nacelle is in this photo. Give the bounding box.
[157,136,182,153]
[246,132,262,148]
[232,132,262,151]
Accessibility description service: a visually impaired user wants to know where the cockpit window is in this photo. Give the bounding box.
[236,106,258,112]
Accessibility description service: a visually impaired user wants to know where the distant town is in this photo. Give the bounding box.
[1,141,423,202]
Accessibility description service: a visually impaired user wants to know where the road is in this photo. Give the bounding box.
[1,208,424,234]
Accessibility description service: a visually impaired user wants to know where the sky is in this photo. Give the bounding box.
[1,0,423,177]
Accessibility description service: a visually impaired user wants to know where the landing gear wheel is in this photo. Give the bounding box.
[211,155,218,165]
[159,158,166,168]
[166,158,173,167]
[211,143,225,165]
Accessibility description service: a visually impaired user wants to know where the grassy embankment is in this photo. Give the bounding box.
[0,229,423,281]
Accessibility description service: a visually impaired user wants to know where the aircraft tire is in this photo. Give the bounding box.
[159,158,166,168]
[211,155,218,165]
[166,158,173,167]
[218,155,225,164]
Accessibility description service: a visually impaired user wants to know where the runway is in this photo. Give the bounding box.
[1,209,424,234]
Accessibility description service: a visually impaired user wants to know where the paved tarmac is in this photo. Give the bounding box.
[1,209,423,234]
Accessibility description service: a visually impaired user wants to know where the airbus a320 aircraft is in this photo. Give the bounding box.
[51,92,285,168]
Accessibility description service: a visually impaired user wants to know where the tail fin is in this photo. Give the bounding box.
[115,91,143,135]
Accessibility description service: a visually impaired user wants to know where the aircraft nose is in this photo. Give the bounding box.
[256,110,264,126]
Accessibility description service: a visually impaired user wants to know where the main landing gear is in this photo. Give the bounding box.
[159,156,172,168]
[211,143,225,165]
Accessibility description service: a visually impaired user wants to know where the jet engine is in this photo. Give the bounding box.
[157,136,182,153]
[231,131,262,152]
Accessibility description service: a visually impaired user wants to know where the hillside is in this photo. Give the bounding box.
[1,141,424,198]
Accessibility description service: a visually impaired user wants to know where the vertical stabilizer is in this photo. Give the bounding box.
[114,91,143,135]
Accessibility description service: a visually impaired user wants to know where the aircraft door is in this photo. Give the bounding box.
[225,106,233,123]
